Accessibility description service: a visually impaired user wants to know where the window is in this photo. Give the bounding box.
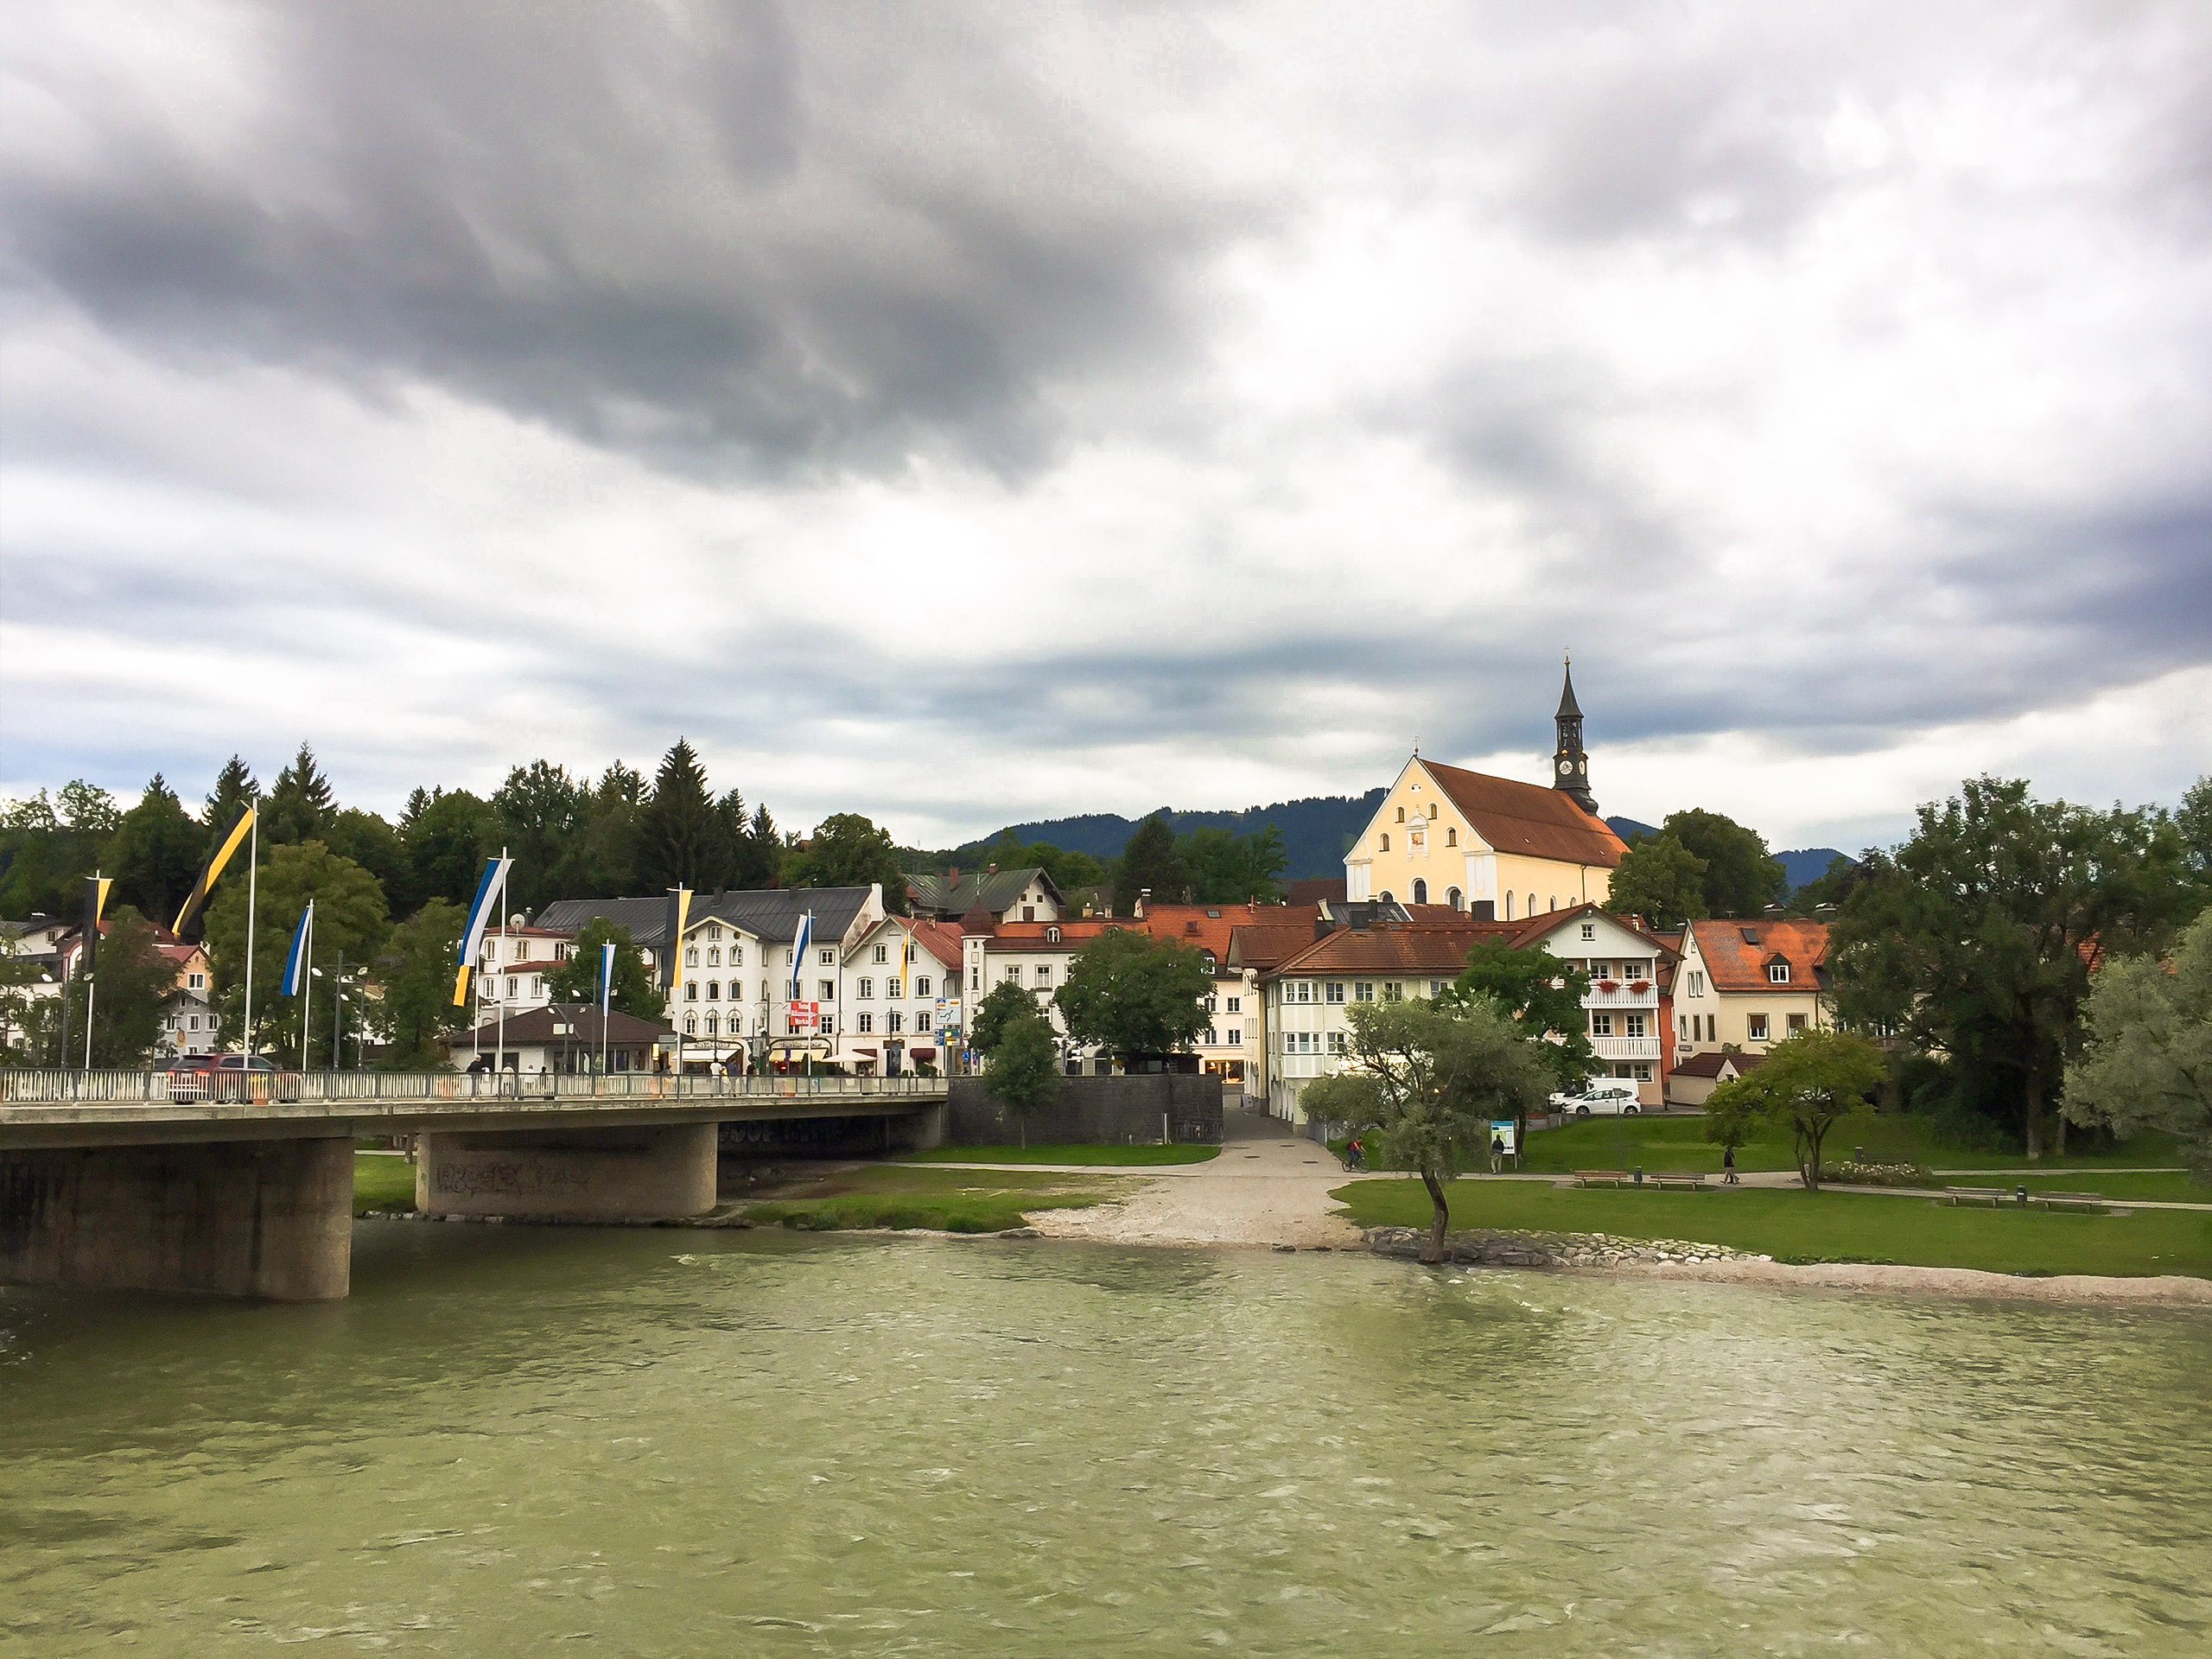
[1446,828,1457,848]
[707,947,721,967]
[857,976,874,1000]
[1285,981,1310,1004]
[1021,906,1036,922]
[1580,923,1596,942]
[1592,1013,1613,1036]
[761,980,770,1002]
[818,980,836,1000]
[732,946,743,966]
[684,1014,697,1034]
[1787,1014,1808,1035]
[505,976,518,998]
[1225,996,1241,1014]
[705,1013,718,1036]
[873,944,888,963]
[1769,962,1790,983]
[887,978,902,999]
[531,976,543,998]
[1379,833,1390,852]
[1395,806,1406,823]
[1355,982,1374,1002]
[685,947,699,968]
[685,982,698,1001]
[1748,1014,1770,1042]
[188,971,205,990]
[706,981,721,1001]
[1428,803,1439,819]
[1034,966,1053,987]
[1430,981,1446,997]
[1004,966,1020,985]
[820,1013,836,1034]
[1382,982,1402,1001]
[188,1014,200,1031]
[1547,895,1556,912]
[1680,1015,1690,1038]
[1412,879,1428,904]
[1504,893,1515,920]
[1632,1064,1652,1082]
[887,1010,903,1034]
[1689,970,1706,996]
[1227,1027,1242,1046]
[1527,894,1536,918]
[856,1012,874,1034]
[1626,1014,1647,1038]
[705,925,721,942]
[1446,887,1462,910]
[916,976,931,998]
[1204,995,1218,1013]
[1046,925,1061,944]
[971,969,982,992]
[819,950,834,966]
[916,1011,931,1032]
[1202,1028,1217,1047]
[1326,1031,1347,1055]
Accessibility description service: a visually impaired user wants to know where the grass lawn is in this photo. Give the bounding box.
[1998,1172,2210,1205]
[1506,1113,2181,1178]
[1331,1178,2212,1278]
[897,1143,1220,1166]
[742,1165,1130,1234]
[353,1152,417,1213]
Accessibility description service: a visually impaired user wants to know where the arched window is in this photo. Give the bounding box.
[732,946,744,966]
[1547,896,1556,912]
[1428,804,1439,819]
[704,1013,718,1036]
[887,1010,903,1034]
[684,982,698,1001]
[1528,894,1537,919]
[1379,833,1390,852]
[706,980,720,1001]
[1379,890,1395,903]
[856,1012,874,1033]
[1446,827,1457,846]
[683,1014,697,1034]
[684,946,699,968]
[1412,879,1428,904]
[707,946,721,967]
[1046,925,1061,943]
[1395,806,1406,823]
[1504,893,1515,920]
[1446,887,1462,910]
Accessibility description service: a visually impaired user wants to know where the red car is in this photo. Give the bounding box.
[167,1054,302,1103]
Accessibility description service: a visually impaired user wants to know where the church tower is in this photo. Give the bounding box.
[1553,656,1597,815]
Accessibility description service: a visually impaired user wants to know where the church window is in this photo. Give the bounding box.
[1428,803,1439,819]
[1412,879,1427,904]
[1504,893,1515,920]
[1527,894,1537,918]
[1548,895,1556,912]
[1446,887,1462,909]
[1446,828,1457,846]
[1395,806,1405,823]
[1379,834,1389,852]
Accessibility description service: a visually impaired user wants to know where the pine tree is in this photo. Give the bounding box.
[635,740,729,893]
[493,760,585,912]
[265,741,335,844]
[1114,813,1188,912]
[747,802,783,888]
[203,756,259,855]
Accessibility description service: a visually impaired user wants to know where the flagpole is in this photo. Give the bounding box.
[494,847,510,1084]
[83,976,96,1071]
[600,941,612,1077]
[242,808,260,1059]
[299,906,315,1072]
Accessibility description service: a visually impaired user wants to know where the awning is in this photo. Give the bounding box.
[851,1046,878,1056]
[909,1047,936,1060]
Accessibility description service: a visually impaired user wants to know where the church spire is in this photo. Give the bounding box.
[1553,652,1597,814]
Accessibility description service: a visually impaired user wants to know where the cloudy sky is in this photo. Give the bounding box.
[4,0,2208,855]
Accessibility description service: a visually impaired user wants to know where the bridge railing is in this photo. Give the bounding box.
[0,1069,947,1108]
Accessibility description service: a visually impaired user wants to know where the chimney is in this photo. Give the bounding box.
[1471,900,1497,921]
[948,867,959,887]
[1137,887,1151,919]
[1764,903,1785,918]
[987,862,998,875]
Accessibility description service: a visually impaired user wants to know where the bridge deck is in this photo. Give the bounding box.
[0,1071,946,1149]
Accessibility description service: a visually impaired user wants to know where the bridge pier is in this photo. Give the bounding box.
[0,1137,353,1301]
[416,1123,718,1220]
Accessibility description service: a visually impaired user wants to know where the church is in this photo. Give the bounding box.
[1343,664,1627,918]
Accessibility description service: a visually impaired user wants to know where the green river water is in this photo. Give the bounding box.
[4,1224,2209,1656]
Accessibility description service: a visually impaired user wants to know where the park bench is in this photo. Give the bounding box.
[1943,1186,2005,1207]
[1573,1170,1635,1188]
[1650,1173,1708,1192]
[2028,1191,2109,1213]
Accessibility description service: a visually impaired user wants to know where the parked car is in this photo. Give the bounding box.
[167,1053,302,1103]
[1548,1081,1640,1117]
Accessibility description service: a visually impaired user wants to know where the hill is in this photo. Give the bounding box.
[1778,848,1851,892]
[955,791,1386,880]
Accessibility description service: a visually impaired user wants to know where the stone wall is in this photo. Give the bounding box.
[0,1137,353,1301]
[716,1115,938,1160]
[416,1124,717,1219]
[944,1074,1224,1147]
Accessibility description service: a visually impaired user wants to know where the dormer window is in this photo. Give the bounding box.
[1046,925,1061,943]
[1769,960,1791,983]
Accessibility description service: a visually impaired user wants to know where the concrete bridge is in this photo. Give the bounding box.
[1,1071,947,1302]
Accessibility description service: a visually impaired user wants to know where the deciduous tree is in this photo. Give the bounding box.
[784,813,907,911]
[1300,996,1554,1263]
[1114,813,1188,912]
[546,919,667,1023]
[1662,808,1785,918]
[1605,831,1708,927]
[968,978,1039,1058]
[372,899,469,1070]
[62,906,175,1066]
[203,842,390,1058]
[982,1000,1060,1147]
[1704,1028,1885,1190]
[1054,928,1211,1063]
[1439,939,1595,1105]
[2064,906,2212,1179]
[105,774,204,924]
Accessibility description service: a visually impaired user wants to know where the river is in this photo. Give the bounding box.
[4,1224,2209,1656]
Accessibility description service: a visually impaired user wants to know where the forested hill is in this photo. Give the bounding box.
[963,791,1387,880]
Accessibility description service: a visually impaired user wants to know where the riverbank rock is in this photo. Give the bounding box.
[1363,1225,1760,1270]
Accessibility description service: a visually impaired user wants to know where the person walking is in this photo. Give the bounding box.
[1490,1131,1506,1174]
[1723,1144,1738,1185]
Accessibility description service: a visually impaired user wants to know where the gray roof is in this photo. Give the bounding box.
[907,866,1058,919]
[534,887,876,949]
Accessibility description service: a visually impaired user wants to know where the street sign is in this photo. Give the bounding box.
[1490,1120,1517,1155]
[787,1001,819,1033]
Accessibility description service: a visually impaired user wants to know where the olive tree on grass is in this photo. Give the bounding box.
[1704,1029,1885,1191]
[983,1001,1061,1147]
[1054,927,1211,1065]
[2065,906,2212,1179]
[1301,998,1553,1265]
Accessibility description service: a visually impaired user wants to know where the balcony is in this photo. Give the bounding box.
[1591,1035,1662,1062]
[1583,984,1658,1008]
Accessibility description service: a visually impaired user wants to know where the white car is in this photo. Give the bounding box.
[1550,1082,1640,1117]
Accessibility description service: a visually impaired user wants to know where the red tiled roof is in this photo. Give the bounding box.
[1506,901,1678,958]
[1685,918,1829,994]
[1227,922,1327,972]
[1137,903,1318,968]
[1284,877,1347,906]
[900,918,964,970]
[1260,921,1528,981]
[1671,1049,1766,1079]
[1421,759,1627,868]
[983,919,1134,952]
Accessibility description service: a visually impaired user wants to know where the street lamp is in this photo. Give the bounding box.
[310,960,359,1071]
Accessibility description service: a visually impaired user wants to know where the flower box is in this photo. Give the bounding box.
[1629,980,1651,994]
[1595,980,1620,994]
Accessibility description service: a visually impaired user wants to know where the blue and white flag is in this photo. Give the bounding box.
[451,854,512,1006]
[280,901,313,996]
[789,911,812,998]
[599,939,616,1005]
